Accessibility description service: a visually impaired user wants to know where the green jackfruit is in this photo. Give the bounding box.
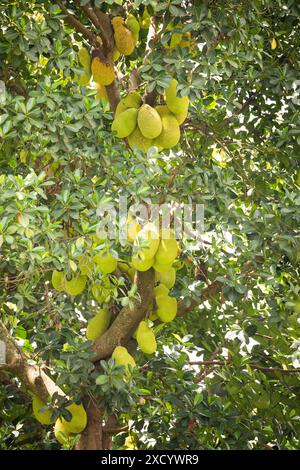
[132,255,154,272]
[123,91,141,108]
[115,100,129,117]
[111,108,138,138]
[136,321,157,354]
[155,267,176,289]
[133,223,160,260]
[32,395,52,425]
[128,127,153,152]
[165,79,189,115]
[51,270,65,291]
[78,47,90,71]
[138,104,162,139]
[93,251,118,274]
[61,403,87,434]
[86,308,111,342]
[54,419,72,445]
[126,14,140,44]
[156,295,177,322]
[153,114,180,149]
[112,346,136,373]
[65,275,87,296]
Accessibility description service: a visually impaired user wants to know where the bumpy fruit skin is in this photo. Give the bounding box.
[115,100,128,117]
[61,403,87,434]
[78,47,91,71]
[52,270,65,291]
[112,346,136,373]
[132,255,154,272]
[153,114,180,149]
[155,267,176,289]
[140,7,150,29]
[153,260,173,273]
[155,236,179,265]
[136,321,157,354]
[165,79,189,115]
[32,396,52,425]
[93,251,118,274]
[54,419,72,444]
[111,108,138,138]
[65,275,87,296]
[86,308,111,342]
[112,17,135,56]
[126,14,140,44]
[91,57,114,86]
[128,127,153,152]
[95,83,108,101]
[138,104,162,139]
[156,295,177,322]
[113,46,121,62]
[133,223,160,260]
[123,91,141,108]
[154,284,170,298]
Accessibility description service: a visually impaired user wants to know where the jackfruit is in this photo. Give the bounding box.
[112,17,135,56]
[61,402,87,434]
[165,79,189,115]
[154,284,170,298]
[113,46,121,62]
[126,14,140,44]
[112,108,138,138]
[127,215,141,242]
[133,223,160,260]
[153,114,180,149]
[128,127,153,152]
[78,255,93,276]
[271,38,277,50]
[155,267,176,289]
[123,91,142,108]
[173,106,188,125]
[155,105,170,118]
[115,100,128,117]
[138,104,162,139]
[78,47,91,71]
[51,270,65,291]
[153,260,173,273]
[155,232,179,265]
[95,83,108,101]
[79,72,91,86]
[156,295,177,322]
[91,57,114,86]
[54,419,72,445]
[140,7,150,30]
[112,346,136,373]
[136,321,157,354]
[65,275,87,296]
[32,395,52,425]
[132,255,154,272]
[93,251,118,274]
[86,308,111,342]
[92,281,112,304]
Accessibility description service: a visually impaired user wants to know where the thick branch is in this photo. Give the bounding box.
[93,6,114,53]
[0,320,64,402]
[92,269,155,361]
[57,1,99,46]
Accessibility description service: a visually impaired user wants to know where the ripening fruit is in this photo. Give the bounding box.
[112,346,136,373]
[138,104,162,139]
[61,403,87,434]
[165,79,189,115]
[32,396,52,425]
[132,255,154,271]
[153,259,174,273]
[271,37,277,50]
[155,267,176,289]
[115,100,129,117]
[86,308,111,342]
[78,47,91,71]
[128,127,153,152]
[153,114,180,149]
[154,283,170,298]
[93,251,118,274]
[91,57,114,86]
[173,106,188,125]
[95,83,108,101]
[79,72,91,86]
[123,91,142,108]
[54,419,72,445]
[136,321,157,354]
[111,108,138,138]
[140,7,150,30]
[155,231,179,265]
[133,223,160,260]
[113,46,120,62]
[156,295,177,322]
[127,215,141,242]
[65,275,87,296]
[112,17,135,56]
[51,270,65,291]
[126,14,140,44]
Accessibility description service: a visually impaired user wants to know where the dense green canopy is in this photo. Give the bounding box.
[0,0,299,450]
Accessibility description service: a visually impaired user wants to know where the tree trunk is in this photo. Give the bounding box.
[76,399,105,450]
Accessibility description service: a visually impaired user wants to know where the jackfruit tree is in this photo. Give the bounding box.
[0,0,300,452]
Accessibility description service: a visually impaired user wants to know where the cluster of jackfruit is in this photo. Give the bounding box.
[32,395,87,445]
[111,79,189,152]
[111,15,139,57]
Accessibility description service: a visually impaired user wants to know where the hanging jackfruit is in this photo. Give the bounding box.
[112,17,135,56]
[65,275,87,296]
[138,104,162,139]
[111,108,138,138]
[86,308,111,342]
[153,113,180,149]
[60,402,87,434]
[126,14,140,44]
[165,79,189,115]
[112,346,136,373]
[136,321,157,354]
[128,127,153,152]
[91,56,114,86]
[123,91,142,108]
[32,395,52,425]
